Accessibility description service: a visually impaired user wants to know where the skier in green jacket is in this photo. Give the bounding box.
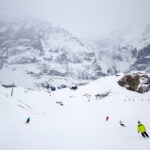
[137,121,149,138]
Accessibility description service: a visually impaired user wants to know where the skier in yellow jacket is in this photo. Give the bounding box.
[137,121,149,138]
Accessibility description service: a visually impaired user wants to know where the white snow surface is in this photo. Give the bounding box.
[0,74,150,150]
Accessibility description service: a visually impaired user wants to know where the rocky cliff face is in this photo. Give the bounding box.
[94,27,150,75]
[128,44,150,73]
[0,17,103,89]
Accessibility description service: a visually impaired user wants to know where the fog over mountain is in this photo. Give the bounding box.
[0,16,104,89]
[0,15,150,89]
[0,0,150,89]
[0,0,150,39]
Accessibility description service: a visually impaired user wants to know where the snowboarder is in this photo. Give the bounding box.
[137,121,149,138]
[120,120,125,127]
[106,116,109,121]
[26,117,30,124]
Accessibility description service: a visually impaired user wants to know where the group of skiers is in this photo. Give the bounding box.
[106,116,149,138]
[25,116,149,139]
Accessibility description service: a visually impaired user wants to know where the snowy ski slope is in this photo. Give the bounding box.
[0,74,150,150]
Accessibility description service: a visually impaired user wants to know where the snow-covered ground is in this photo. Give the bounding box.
[0,74,150,150]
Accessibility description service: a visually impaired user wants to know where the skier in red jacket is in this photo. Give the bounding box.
[106,116,109,121]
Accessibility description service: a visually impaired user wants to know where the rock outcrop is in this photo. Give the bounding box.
[118,72,150,93]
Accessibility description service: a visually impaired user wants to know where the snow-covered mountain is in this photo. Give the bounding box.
[128,44,150,73]
[0,16,103,89]
[0,15,150,90]
[94,27,150,75]
[0,73,150,150]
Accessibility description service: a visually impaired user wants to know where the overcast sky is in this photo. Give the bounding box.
[0,0,150,39]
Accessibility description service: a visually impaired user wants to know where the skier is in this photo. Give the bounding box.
[26,117,30,124]
[120,120,125,127]
[106,116,109,121]
[137,121,149,138]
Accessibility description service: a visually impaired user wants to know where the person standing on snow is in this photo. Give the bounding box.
[26,117,30,124]
[120,120,125,127]
[106,116,109,121]
[137,121,149,138]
